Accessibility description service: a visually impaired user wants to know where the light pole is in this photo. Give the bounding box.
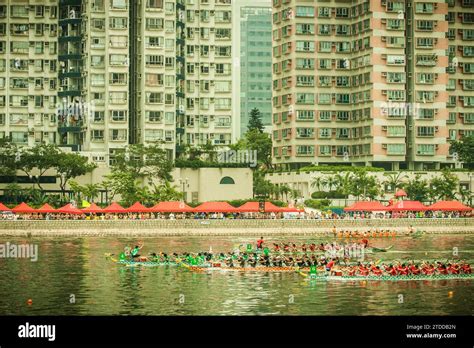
[179,178,189,203]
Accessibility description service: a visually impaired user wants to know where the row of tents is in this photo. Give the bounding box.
[0,201,302,215]
[344,200,472,212]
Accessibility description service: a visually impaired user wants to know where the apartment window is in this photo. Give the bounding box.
[417,73,435,84]
[110,17,127,29]
[110,129,127,141]
[111,0,127,9]
[91,130,104,142]
[215,11,231,22]
[415,3,434,13]
[318,93,331,104]
[447,112,456,124]
[387,72,406,83]
[387,144,405,155]
[215,81,231,92]
[296,128,314,138]
[110,36,127,48]
[387,36,405,48]
[387,19,404,30]
[109,73,127,85]
[215,29,231,39]
[9,96,28,107]
[296,93,314,104]
[10,132,28,144]
[296,110,314,121]
[319,59,331,69]
[387,55,405,65]
[319,41,332,53]
[10,5,28,17]
[416,20,434,31]
[417,38,434,48]
[145,130,163,142]
[387,90,406,101]
[10,41,29,54]
[111,110,127,122]
[92,0,105,11]
[91,55,105,68]
[109,54,127,66]
[215,98,231,110]
[91,74,105,86]
[216,46,231,57]
[335,8,349,18]
[146,111,162,123]
[165,112,174,125]
[296,23,314,35]
[146,36,164,48]
[416,91,435,102]
[165,130,174,142]
[109,92,127,104]
[297,146,314,156]
[417,126,435,137]
[216,63,230,75]
[318,7,330,17]
[93,111,104,123]
[146,55,163,66]
[92,19,105,31]
[165,57,174,68]
[319,128,331,138]
[336,94,350,104]
[417,144,435,155]
[387,126,405,137]
[295,6,314,17]
[296,58,314,69]
[319,111,331,121]
[319,145,331,155]
[146,18,164,30]
[146,0,163,9]
[147,92,163,104]
[296,76,314,87]
[319,24,330,35]
[165,94,174,105]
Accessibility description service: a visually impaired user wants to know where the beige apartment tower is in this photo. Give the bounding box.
[272,0,474,171]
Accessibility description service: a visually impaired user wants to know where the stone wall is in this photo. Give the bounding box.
[0,218,472,237]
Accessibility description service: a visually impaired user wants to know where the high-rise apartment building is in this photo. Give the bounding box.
[446,0,474,160]
[232,0,273,137]
[184,0,233,149]
[272,0,474,171]
[0,2,59,147]
[0,0,235,164]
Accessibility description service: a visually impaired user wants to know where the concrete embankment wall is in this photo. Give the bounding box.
[0,219,472,237]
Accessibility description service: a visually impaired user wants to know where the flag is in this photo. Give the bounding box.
[82,200,91,208]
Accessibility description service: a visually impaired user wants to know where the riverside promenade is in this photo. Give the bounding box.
[0,218,473,237]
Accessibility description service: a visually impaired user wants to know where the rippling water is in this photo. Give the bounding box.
[0,234,472,315]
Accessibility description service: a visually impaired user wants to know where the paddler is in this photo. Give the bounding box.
[130,243,144,260]
[257,236,264,250]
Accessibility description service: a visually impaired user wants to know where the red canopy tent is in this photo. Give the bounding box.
[126,202,150,213]
[344,201,387,212]
[394,189,407,198]
[385,200,428,211]
[150,201,194,213]
[57,203,84,215]
[236,202,284,213]
[36,203,57,214]
[193,201,238,213]
[82,203,104,214]
[103,202,127,214]
[427,200,472,212]
[12,202,36,214]
[0,202,12,211]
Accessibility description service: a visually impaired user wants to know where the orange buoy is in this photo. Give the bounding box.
[27,299,33,305]
[448,291,454,298]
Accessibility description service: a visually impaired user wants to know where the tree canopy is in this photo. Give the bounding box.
[450,135,474,169]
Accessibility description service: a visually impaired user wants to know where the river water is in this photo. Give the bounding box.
[0,234,472,315]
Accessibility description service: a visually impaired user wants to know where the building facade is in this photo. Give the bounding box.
[0,0,236,165]
[232,0,273,137]
[271,0,474,171]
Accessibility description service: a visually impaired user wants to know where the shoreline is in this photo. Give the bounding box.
[0,218,473,237]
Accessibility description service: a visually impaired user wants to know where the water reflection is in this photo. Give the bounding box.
[0,235,472,315]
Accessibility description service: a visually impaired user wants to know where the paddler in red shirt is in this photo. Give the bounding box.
[409,263,421,275]
[461,262,471,274]
[256,237,264,250]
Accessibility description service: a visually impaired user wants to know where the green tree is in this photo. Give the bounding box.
[55,152,96,195]
[383,172,407,193]
[429,169,459,201]
[450,135,474,169]
[350,171,380,200]
[16,144,60,190]
[247,107,264,133]
[0,139,20,178]
[404,174,430,201]
[310,175,325,192]
[322,176,337,192]
[334,172,354,205]
[112,144,174,183]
